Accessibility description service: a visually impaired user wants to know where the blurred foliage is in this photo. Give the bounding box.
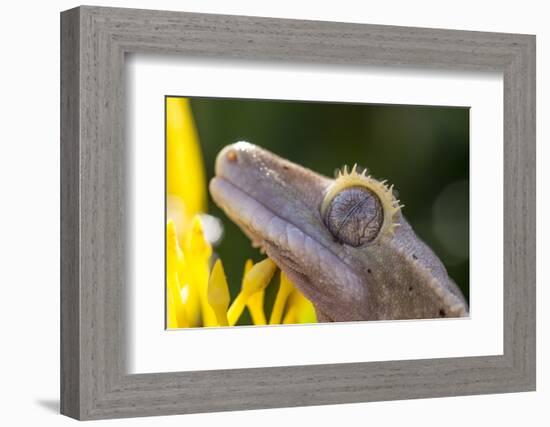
[189,97,469,311]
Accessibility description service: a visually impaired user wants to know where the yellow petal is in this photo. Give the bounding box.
[243,259,254,277]
[207,259,230,327]
[185,215,212,260]
[243,259,266,325]
[269,271,294,324]
[185,215,216,327]
[166,97,207,241]
[242,258,277,296]
[166,291,179,329]
[227,294,247,327]
[176,238,187,290]
[282,305,298,324]
[247,291,266,325]
[285,288,317,324]
[166,220,189,328]
[167,276,189,328]
[228,258,276,326]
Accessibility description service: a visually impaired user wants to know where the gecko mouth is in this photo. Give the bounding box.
[209,175,311,260]
[209,175,324,299]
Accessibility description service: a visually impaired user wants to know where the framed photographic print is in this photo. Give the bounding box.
[60,5,536,420]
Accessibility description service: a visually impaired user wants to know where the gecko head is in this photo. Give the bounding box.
[209,142,406,321]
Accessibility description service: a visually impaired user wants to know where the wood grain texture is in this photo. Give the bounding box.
[60,5,536,420]
[60,7,80,419]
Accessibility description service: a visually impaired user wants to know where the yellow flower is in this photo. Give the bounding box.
[166,97,317,328]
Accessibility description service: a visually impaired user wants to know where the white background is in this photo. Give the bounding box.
[129,57,503,373]
[0,0,546,426]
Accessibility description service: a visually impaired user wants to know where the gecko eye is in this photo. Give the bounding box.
[324,187,383,246]
[320,165,403,246]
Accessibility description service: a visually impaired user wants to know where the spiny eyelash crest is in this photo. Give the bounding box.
[322,164,405,240]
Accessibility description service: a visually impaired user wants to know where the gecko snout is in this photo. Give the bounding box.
[214,141,252,178]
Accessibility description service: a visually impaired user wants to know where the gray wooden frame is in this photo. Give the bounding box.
[60,5,536,420]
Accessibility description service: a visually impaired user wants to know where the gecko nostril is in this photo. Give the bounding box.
[226,149,238,163]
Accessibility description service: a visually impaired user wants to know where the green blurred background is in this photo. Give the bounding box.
[189,97,469,322]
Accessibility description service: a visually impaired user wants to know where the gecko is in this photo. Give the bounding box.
[209,141,468,322]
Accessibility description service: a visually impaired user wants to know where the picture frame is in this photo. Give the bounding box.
[60,5,535,420]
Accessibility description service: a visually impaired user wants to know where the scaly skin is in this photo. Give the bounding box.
[209,142,468,322]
